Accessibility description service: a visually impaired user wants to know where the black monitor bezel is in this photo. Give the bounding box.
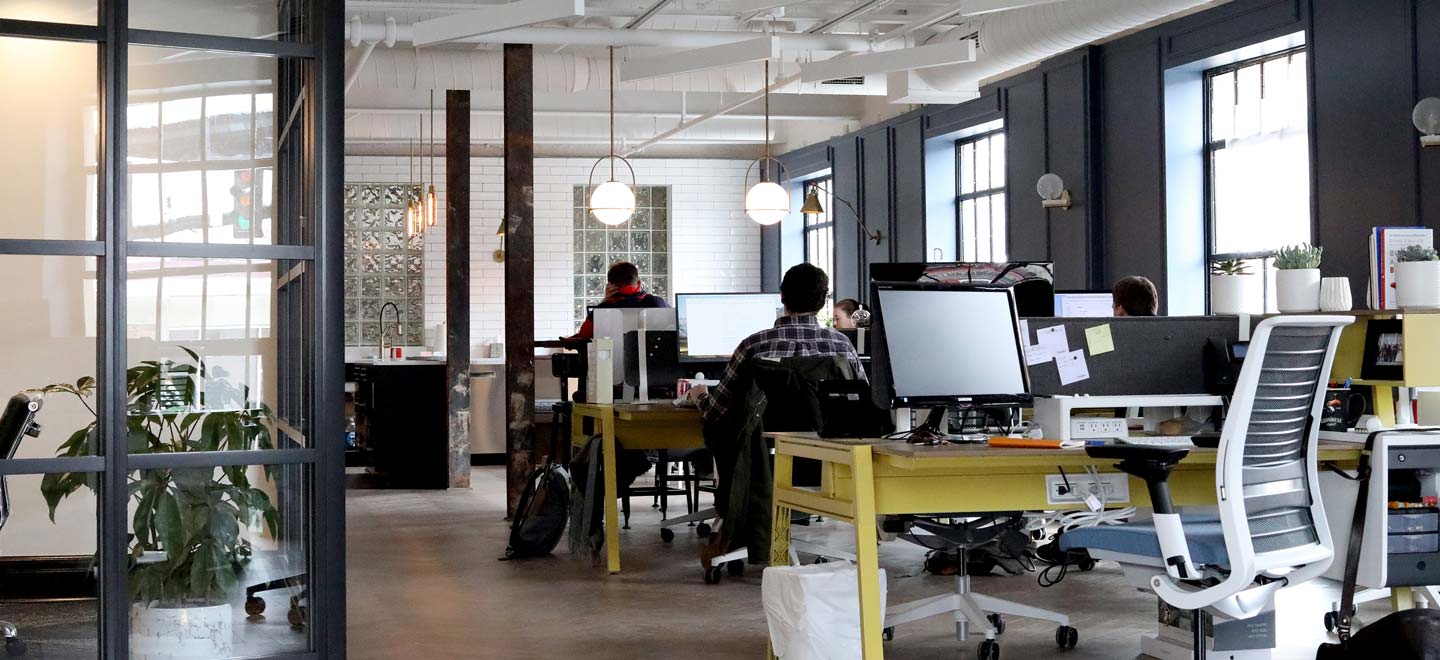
[869,281,1034,410]
[674,291,784,362]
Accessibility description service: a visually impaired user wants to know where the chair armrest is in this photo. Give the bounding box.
[1085,445,1200,580]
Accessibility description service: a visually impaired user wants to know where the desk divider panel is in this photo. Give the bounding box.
[1021,316,1240,396]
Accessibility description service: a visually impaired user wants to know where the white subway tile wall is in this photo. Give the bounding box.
[344,157,761,353]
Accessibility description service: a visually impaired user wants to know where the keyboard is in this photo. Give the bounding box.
[1117,436,1194,448]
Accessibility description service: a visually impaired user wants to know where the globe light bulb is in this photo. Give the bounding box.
[745,181,789,226]
[589,180,635,226]
[1414,97,1440,140]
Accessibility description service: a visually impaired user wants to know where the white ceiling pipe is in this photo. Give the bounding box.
[915,0,1223,93]
[344,20,874,51]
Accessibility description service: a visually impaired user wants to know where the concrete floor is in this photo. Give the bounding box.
[347,467,1379,660]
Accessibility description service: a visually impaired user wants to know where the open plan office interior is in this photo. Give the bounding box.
[3,1,1440,659]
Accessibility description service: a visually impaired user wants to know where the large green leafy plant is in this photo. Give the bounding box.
[37,348,279,608]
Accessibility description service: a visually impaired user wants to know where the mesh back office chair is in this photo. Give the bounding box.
[0,393,44,656]
[1062,315,1351,658]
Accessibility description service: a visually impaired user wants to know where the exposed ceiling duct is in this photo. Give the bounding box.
[344,19,873,51]
[912,0,1222,95]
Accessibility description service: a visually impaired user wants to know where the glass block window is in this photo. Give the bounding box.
[572,185,671,324]
[343,183,425,347]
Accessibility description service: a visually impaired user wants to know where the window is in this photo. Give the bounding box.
[1205,47,1311,312]
[802,178,834,278]
[572,185,671,324]
[342,184,426,347]
[956,130,1007,262]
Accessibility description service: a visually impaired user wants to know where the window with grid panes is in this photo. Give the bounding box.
[802,178,834,278]
[955,130,1007,262]
[573,185,671,324]
[1205,47,1310,313]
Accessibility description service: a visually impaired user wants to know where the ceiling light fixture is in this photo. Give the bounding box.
[587,46,637,226]
[425,89,438,227]
[406,136,421,238]
[744,58,791,226]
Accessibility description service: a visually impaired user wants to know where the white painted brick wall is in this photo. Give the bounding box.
[345,156,760,352]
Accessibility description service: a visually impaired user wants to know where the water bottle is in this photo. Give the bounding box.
[344,416,357,449]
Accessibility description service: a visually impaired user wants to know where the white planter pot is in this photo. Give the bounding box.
[1209,274,1255,315]
[1276,268,1321,313]
[1396,260,1440,309]
[1320,277,1354,312]
[130,603,234,660]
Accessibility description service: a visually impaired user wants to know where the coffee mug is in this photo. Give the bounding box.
[1320,388,1366,432]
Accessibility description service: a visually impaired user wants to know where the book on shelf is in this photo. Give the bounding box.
[1370,226,1434,310]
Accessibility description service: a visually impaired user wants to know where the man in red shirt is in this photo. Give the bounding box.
[568,261,669,340]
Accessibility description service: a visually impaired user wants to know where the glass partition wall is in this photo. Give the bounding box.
[0,2,343,659]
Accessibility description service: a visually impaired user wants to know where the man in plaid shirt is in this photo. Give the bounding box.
[688,263,865,421]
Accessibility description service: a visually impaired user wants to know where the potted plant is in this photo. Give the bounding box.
[1395,244,1440,309]
[35,348,278,660]
[1209,258,1254,315]
[1274,244,1324,313]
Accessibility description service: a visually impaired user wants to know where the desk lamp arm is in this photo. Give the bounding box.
[806,181,883,246]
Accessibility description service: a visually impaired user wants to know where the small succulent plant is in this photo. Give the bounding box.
[1273,244,1323,270]
[1210,258,1251,276]
[1396,244,1440,262]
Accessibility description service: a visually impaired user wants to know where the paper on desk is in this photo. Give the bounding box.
[1056,349,1091,385]
[1084,324,1115,356]
[1028,325,1069,365]
[1019,320,1031,344]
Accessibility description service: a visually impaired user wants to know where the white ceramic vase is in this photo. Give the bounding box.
[130,603,234,660]
[1276,268,1321,313]
[1319,277,1353,312]
[1209,274,1253,315]
[1396,260,1440,309]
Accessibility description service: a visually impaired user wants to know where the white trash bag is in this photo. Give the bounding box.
[762,563,887,660]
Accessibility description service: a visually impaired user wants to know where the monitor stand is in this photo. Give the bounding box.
[909,407,949,444]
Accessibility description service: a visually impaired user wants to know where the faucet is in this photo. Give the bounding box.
[378,302,401,359]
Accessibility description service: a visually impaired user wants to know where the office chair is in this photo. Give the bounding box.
[1061,315,1351,659]
[0,393,44,657]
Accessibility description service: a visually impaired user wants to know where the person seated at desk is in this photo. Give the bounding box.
[832,298,862,330]
[566,261,669,341]
[687,263,865,421]
[1112,275,1159,317]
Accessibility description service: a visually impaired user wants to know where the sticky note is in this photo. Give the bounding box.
[1056,349,1091,386]
[1085,324,1115,356]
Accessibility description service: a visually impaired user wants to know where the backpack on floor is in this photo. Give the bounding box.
[505,462,572,559]
[1317,429,1440,659]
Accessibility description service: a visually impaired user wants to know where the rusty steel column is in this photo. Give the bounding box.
[503,44,536,516]
[446,89,472,489]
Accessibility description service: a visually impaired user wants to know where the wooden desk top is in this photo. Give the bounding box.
[574,402,702,421]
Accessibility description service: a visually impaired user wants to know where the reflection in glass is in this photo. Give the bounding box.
[0,0,95,24]
[0,472,99,660]
[129,0,293,42]
[0,38,98,240]
[128,47,278,244]
[127,464,311,658]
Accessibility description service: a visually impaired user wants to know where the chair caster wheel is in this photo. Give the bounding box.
[704,567,722,584]
[660,528,675,543]
[1077,558,1097,572]
[882,627,894,642]
[1055,625,1078,649]
[987,613,1006,635]
[1324,611,1336,632]
[727,559,744,577]
[5,637,25,657]
[977,639,999,660]
[245,596,266,618]
[696,523,711,538]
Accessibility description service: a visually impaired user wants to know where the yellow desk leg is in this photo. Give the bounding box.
[768,451,795,660]
[1373,385,1397,428]
[602,411,622,574]
[850,445,884,660]
[1394,586,1415,611]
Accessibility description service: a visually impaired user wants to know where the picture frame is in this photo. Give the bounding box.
[1360,319,1405,382]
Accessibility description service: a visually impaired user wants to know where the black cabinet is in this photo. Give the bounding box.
[348,362,448,489]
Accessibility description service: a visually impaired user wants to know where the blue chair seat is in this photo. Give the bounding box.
[1060,515,1229,567]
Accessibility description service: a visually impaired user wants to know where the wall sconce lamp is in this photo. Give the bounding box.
[493,222,506,263]
[801,181,884,245]
[1036,172,1071,210]
[1415,97,1440,147]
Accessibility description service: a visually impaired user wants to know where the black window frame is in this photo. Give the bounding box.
[954,128,1006,263]
[802,177,834,279]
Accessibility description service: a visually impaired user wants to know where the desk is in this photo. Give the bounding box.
[570,402,706,574]
[767,433,1363,660]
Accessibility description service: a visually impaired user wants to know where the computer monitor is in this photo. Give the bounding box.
[1053,291,1115,318]
[869,261,1055,317]
[675,293,783,361]
[870,282,1032,414]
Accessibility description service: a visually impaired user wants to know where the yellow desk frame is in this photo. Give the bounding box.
[767,434,1363,660]
[570,402,706,574]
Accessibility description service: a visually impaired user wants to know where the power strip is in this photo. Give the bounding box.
[1071,417,1129,440]
[1045,472,1130,506]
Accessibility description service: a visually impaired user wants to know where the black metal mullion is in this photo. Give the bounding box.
[0,18,103,42]
[0,456,104,476]
[0,239,104,256]
[128,448,318,470]
[129,28,314,58]
[97,1,129,658]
